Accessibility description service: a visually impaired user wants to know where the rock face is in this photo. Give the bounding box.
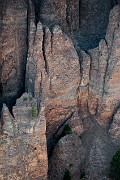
[77,5,120,124]
[48,134,85,180]
[0,1,120,180]
[84,5,120,125]
[109,108,120,146]
[0,93,48,180]
[40,0,79,33]
[25,4,120,180]
[35,0,116,50]
[1,0,28,105]
[26,22,81,139]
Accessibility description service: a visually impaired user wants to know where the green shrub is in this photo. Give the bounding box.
[80,170,85,179]
[109,148,120,180]
[23,96,28,101]
[63,169,71,180]
[31,105,37,118]
[62,124,72,136]
[69,164,73,168]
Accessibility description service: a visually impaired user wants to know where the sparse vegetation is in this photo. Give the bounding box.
[63,169,71,180]
[23,96,28,101]
[62,124,72,136]
[80,168,85,179]
[69,164,73,168]
[31,105,37,118]
[109,148,120,180]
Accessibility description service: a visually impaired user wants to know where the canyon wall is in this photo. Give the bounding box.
[0,93,48,180]
[0,0,120,179]
[1,0,28,102]
[26,4,120,179]
[0,0,117,103]
[39,0,116,50]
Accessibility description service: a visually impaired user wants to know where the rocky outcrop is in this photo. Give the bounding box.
[0,93,48,180]
[77,5,120,179]
[109,108,120,146]
[1,0,28,106]
[25,4,120,179]
[0,1,120,180]
[34,0,116,50]
[26,22,81,139]
[40,0,79,33]
[0,0,117,103]
[48,134,85,180]
[77,5,120,125]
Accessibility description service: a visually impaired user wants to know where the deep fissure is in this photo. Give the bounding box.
[0,0,118,112]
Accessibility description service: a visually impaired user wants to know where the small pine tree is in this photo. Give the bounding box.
[31,105,37,118]
[109,148,120,180]
[63,169,71,180]
[62,124,72,136]
[80,168,85,179]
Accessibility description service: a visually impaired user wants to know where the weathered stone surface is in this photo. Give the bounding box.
[96,5,120,124]
[105,5,120,52]
[86,136,114,180]
[1,2,120,180]
[109,108,120,146]
[52,110,83,141]
[0,93,48,180]
[1,0,28,101]
[87,47,99,115]
[87,39,109,118]
[77,5,120,125]
[40,0,80,33]
[48,134,85,180]
[77,50,91,118]
[26,22,81,139]
[25,5,120,179]
[34,0,116,50]
[44,26,80,137]
[80,116,116,180]
[67,111,83,136]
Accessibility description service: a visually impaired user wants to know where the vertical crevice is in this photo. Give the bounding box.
[101,40,109,98]
[78,51,84,84]
[36,72,43,115]
[0,3,3,130]
[65,0,71,33]
[42,27,49,74]
[24,0,37,95]
[108,102,120,128]
[0,82,3,133]
[31,0,43,26]
[0,110,4,134]
[79,0,81,28]
[51,30,54,54]
[25,0,31,85]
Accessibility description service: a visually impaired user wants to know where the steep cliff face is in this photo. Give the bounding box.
[1,0,28,109]
[0,0,120,180]
[78,5,120,125]
[34,0,116,50]
[26,4,120,179]
[0,0,117,107]
[0,93,48,179]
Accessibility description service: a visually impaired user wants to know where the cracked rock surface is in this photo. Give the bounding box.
[1,0,28,105]
[0,1,120,179]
